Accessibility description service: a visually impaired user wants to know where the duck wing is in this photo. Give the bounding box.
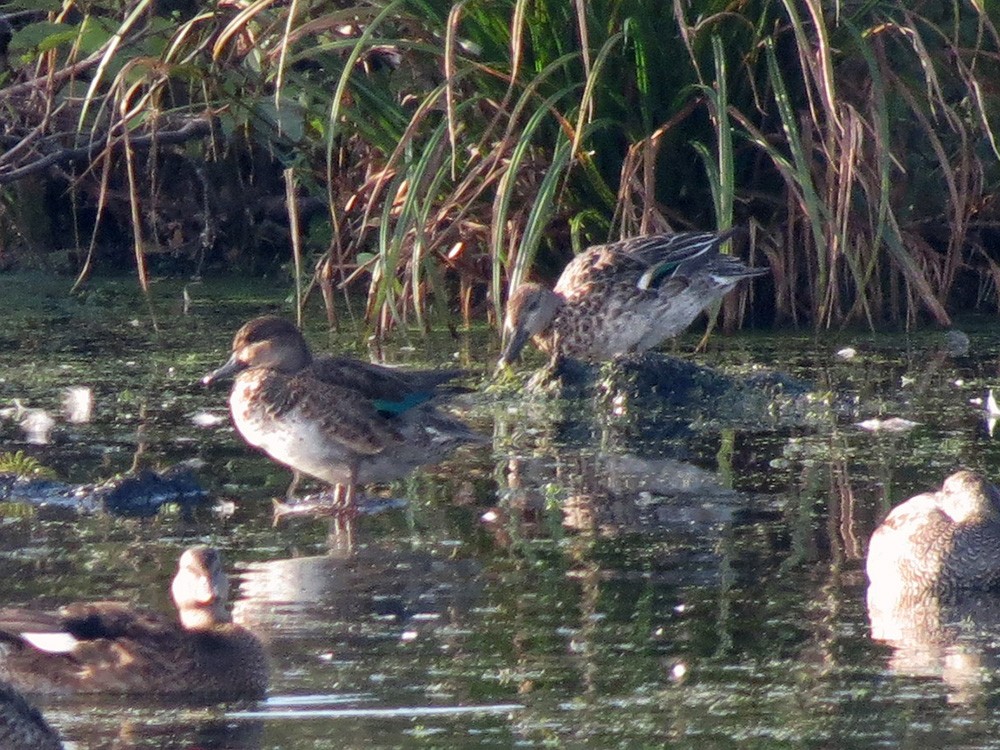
[554,230,737,295]
[0,603,174,647]
[0,604,188,694]
[59,602,176,640]
[623,230,736,266]
[273,371,405,456]
[311,357,468,414]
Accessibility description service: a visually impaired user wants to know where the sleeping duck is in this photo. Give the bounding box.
[866,470,1000,594]
[0,546,267,699]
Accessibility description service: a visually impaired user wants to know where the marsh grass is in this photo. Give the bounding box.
[1,1,999,334]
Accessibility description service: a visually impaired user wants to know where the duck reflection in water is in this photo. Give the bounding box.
[203,316,485,513]
[866,470,1000,703]
[0,546,267,700]
[232,540,482,668]
[491,449,740,575]
[61,713,264,750]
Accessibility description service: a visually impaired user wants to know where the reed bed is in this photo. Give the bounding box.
[0,1,998,332]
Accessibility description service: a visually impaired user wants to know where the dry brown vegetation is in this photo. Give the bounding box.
[1,1,999,334]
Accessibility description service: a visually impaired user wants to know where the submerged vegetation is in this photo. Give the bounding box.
[0,450,54,477]
[0,1,998,334]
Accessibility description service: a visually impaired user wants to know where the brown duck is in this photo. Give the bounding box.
[500,229,767,365]
[866,470,1000,594]
[203,316,484,507]
[0,546,267,699]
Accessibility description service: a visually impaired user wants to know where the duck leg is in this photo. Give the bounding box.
[330,483,345,507]
[327,515,354,553]
[339,463,359,509]
[333,478,356,508]
[285,470,303,499]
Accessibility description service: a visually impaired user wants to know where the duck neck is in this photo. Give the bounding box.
[282,346,312,373]
[179,603,231,630]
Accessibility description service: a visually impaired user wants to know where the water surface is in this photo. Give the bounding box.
[2,275,1000,748]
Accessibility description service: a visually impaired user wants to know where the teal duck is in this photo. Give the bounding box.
[500,229,768,364]
[0,546,267,699]
[0,682,61,749]
[866,470,1000,593]
[203,316,484,506]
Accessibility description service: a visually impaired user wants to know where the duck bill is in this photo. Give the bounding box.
[498,327,531,367]
[201,353,246,386]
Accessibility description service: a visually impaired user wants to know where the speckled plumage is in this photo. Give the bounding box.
[500,229,768,364]
[204,316,483,505]
[0,546,268,699]
[866,471,1000,594]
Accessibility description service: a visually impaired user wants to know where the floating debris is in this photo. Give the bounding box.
[62,386,93,423]
[16,402,55,445]
[836,347,858,360]
[985,389,1000,416]
[669,661,688,682]
[971,389,1000,437]
[214,499,237,518]
[191,411,226,427]
[855,417,920,432]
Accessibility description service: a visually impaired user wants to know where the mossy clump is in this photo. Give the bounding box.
[0,451,56,479]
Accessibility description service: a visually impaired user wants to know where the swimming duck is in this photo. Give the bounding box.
[0,546,268,699]
[499,229,768,364]
[866,470,1000,593]
[203,316,483,506]
[0,681,61,750]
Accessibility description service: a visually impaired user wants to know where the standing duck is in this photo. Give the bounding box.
[866,470,1000,594]
[0,546,267,699]
[499,229,767,365]
[203,316,484,507]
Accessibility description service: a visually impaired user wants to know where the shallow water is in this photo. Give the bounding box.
[3,275,1000,747]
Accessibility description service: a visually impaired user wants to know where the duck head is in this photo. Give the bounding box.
[499,284,562,366]
[939,470,1000,523]
[171,546,231,629]
[202,316,312,385]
